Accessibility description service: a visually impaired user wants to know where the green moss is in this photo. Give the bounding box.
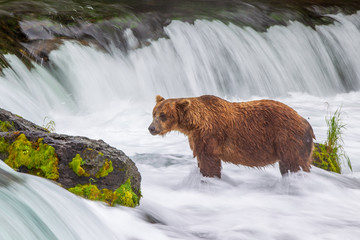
[69,151,113,178]
[4,134,59,180]
[68,183,102,200]
[270,13,283,22]
[113,178,140,207]
[69,154,89,177]
[68,178,140,207]
[0,136,10,153]
[0,120,14,132]
[95,159,113,178]
[313,143,341,173]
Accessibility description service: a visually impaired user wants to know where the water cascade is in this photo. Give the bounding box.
[0,13,360,121]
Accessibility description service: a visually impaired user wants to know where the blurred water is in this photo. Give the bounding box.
[1,12,360,121]
[1,11,360,240]
[0,161,116,239]
[48,12,360,104]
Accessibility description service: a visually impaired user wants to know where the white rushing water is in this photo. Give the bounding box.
[1,11,360,240]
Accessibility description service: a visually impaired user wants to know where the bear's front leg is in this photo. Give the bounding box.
[198,153,222,178]
[191,135,222,178]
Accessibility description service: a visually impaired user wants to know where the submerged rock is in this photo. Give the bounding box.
[0,108,141,207]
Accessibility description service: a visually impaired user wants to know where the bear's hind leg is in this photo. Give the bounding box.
[198,153,222,178]
[279,158,310,176]
[276,135,312,176]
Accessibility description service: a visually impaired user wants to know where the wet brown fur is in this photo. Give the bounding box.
[149,95,315,178]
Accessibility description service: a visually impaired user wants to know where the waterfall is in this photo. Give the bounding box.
[0,12,360,121]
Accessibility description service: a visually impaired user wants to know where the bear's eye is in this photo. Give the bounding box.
[159,112,167,122]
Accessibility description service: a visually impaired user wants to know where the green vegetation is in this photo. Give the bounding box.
[313,143,341,173]
[69,152,114,178]
[0,136,10,153]
[0,120,14,132]
[112,178,140,207]
[69,154,89,177]
[3,134,59,180]
[68,178,140,207]
[42,117,56,133]
[313,109,352,173]
[95,159,113,178]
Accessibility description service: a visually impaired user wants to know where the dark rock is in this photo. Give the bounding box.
[18,13,170,63]
[0,107,141,204]
[0,108,48,132]
[21,39,63,64]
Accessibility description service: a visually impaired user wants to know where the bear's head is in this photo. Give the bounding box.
[148,95,190,135]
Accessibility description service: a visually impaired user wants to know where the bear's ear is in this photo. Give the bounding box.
[177,99,191,110]
[156,95,165,103]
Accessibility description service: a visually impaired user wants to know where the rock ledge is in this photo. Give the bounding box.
[0,108,141,207]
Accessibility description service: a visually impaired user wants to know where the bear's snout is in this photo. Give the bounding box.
[148,124,158,135]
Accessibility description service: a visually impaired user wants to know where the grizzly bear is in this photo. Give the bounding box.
[148,95,315,178]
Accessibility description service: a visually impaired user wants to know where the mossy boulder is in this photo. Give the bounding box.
[0,108,141,207]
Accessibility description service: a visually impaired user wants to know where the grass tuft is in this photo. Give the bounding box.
[42,117,56,133]
[313,108,352,173]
